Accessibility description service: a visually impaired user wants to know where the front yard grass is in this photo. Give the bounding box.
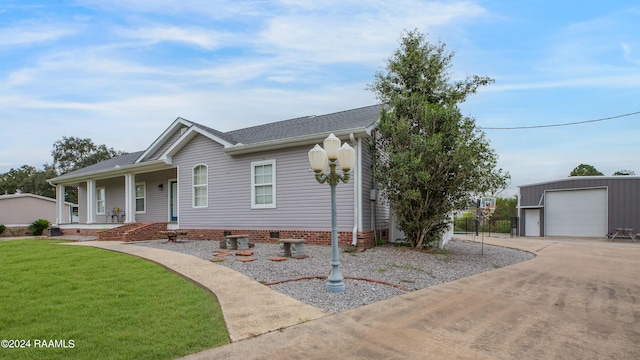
[0,240,229,359]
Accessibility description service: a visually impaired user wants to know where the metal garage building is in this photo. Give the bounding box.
[517,176,640,238]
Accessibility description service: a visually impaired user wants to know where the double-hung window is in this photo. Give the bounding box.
[193,164,208,207]
[251,160,276,209]
[96,187,106,215]
[135,182,146,213]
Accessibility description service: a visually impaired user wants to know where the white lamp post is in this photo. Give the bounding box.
[308,134,355,293]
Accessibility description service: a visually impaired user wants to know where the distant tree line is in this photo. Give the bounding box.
[569,164,635,177]
[0,136,126,204]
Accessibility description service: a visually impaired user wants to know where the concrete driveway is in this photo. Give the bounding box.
[184,235,640,360]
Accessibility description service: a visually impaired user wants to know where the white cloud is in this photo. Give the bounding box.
[117,26,228,50]
[537,7,640,73]
[622,42,640,65]
[0,25,75,46]
[77,0,267,19]
[469,5,640,99]
[256,1,487,65]
[3,0,637,185]
[486,73,640,92]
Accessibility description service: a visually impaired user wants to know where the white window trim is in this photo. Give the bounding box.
[251,159,276,209]
[135,182,146,214]
[192,164,208,208]
[96,187,106,215]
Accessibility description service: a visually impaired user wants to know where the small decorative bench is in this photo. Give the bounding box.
[225,234,250,250]
[279,239,306,258]
[158,230,188,243]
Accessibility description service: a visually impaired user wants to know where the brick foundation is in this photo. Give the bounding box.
[0,226,31,237]
[97,223,169,242]
[60,224,388,247]
[356,228,389,246]
[60,228,102,237]
[175,228,387,247]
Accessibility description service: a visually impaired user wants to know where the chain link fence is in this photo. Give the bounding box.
[454,216,519,237]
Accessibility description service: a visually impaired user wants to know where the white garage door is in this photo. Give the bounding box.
[545,189,607,237]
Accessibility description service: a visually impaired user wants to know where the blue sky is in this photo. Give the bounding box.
[1,0,639,195]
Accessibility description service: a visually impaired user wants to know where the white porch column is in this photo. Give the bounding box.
[124,174,136,223]
[87,180,96,224]
[55,184,66,225]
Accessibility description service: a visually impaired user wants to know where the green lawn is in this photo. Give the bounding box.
[0,240,229,359]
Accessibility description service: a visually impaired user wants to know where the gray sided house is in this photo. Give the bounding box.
[49,105,389,246]
[517,176,640,238]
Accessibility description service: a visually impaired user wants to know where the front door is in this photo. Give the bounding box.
[169,180,178,222]
[524,209,540,236]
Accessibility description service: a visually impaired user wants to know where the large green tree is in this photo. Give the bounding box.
[569,164,603,176]
[494,196,518,220]
[51,137,127,204]
[369,30,509,248]
[0,137,125,204]
[52,136,125,175]
[0,165,57,198]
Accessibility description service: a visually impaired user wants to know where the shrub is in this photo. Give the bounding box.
[492,219,512,233]
[9,227,25,237]
[30,219,51,236]
[0,224,6,235]
[454,212,476,233]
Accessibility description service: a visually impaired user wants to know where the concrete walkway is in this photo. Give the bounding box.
[69,241,330,342]
[75,236,639,359]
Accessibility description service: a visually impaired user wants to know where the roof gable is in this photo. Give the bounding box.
[144,104,381,160]
[50,104,382,183]
[162,125,236,160]
[135,117,237,163]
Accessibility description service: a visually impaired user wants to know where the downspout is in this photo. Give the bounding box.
[516,187,521,236]
[351,133,360,246]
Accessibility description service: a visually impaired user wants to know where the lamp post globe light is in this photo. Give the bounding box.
[308,134,355,293]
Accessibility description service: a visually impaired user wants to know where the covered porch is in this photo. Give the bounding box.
[51,165,178,229]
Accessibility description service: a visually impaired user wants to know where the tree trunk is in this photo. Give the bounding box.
[415,228,428,248]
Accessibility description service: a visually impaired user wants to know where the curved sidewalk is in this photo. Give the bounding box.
[71,241,330,342]
[182,235,639,360]
[73,237,640,359]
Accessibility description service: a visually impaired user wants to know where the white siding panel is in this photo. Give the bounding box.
[545,189,607,237]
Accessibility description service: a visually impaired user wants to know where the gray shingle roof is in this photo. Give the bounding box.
[50,104,381,182]
[190,122,237,144]
[51,151,146,181]
[226,104,382,144]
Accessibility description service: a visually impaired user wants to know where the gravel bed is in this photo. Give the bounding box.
[135,239,535,313]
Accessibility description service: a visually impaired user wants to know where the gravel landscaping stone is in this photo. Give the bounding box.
[136,238,535,313]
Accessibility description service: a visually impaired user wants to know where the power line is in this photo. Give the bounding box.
[479,110,640,130]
